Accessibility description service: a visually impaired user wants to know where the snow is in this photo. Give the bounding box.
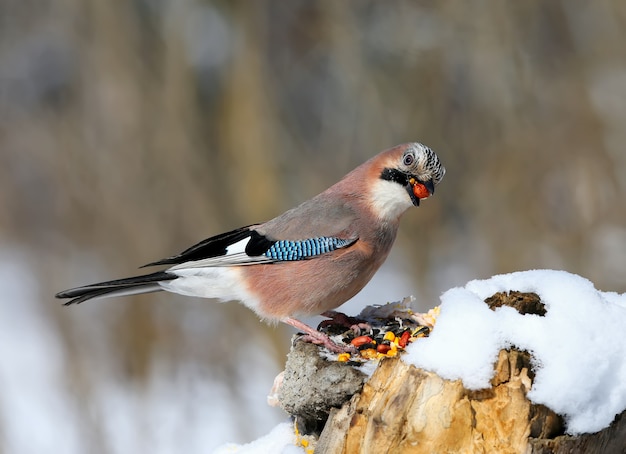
[0,251,84,454]
[404,269,626,435]
[213,422,304,454]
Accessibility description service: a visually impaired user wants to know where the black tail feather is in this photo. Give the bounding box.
[56,271,176,306]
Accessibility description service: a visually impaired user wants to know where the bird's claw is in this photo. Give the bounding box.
[299,333,358,354]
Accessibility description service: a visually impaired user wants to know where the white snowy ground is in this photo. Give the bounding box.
[213,422,304,454]
[223,269,626,451]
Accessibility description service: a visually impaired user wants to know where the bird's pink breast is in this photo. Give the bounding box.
[241,239,391,320]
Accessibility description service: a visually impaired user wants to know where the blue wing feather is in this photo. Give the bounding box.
[264,237,356,261]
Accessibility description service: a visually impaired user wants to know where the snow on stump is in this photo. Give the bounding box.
[278,281,626,454]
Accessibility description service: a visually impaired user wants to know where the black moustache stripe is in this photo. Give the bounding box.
[380,168,410,186]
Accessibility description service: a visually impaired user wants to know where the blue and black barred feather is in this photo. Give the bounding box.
[264,237,356,261]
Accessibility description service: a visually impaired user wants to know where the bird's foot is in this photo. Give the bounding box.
[319,310,372,336]
[299,333,358,354]
[282,317,357,354]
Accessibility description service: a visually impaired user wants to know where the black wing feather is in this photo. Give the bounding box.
[141,226,259,267]
[244,230,277,256]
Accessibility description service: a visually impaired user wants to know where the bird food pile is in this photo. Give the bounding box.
[336,326,429,362]
[318,297,439,362]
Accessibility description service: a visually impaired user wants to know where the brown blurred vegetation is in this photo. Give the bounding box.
[1,0,626,451]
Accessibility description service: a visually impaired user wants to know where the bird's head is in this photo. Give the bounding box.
[367,142,446,221]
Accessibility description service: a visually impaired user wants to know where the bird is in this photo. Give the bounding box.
[56,143,445,353]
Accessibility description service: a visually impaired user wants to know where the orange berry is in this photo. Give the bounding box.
[412,182,430,199]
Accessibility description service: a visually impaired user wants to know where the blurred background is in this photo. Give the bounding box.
[1,1,626,452]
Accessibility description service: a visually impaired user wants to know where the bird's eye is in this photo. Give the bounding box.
[403,153,414,166]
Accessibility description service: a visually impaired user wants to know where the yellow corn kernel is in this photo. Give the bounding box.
[360,348,378,360]
[386,349,397,357]
[383,331,396,342]
[337,353,351,362]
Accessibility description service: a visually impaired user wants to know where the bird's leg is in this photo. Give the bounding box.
[319,310,372,335]
[282,317,357,354]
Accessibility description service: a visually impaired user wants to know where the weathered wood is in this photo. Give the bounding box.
[317,349,552,454]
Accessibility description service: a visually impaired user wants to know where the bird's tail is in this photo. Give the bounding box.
[55,271,177,306]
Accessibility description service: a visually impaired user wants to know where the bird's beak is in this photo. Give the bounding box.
[406,177,420,206]
[424,179,435,196]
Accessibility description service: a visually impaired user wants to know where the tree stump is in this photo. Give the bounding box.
[315,348,625,454]
[278,292,626,453]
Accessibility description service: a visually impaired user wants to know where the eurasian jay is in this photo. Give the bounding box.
[56,143,445,352]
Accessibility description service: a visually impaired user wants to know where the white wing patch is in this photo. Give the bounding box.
[224,237,249,255]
